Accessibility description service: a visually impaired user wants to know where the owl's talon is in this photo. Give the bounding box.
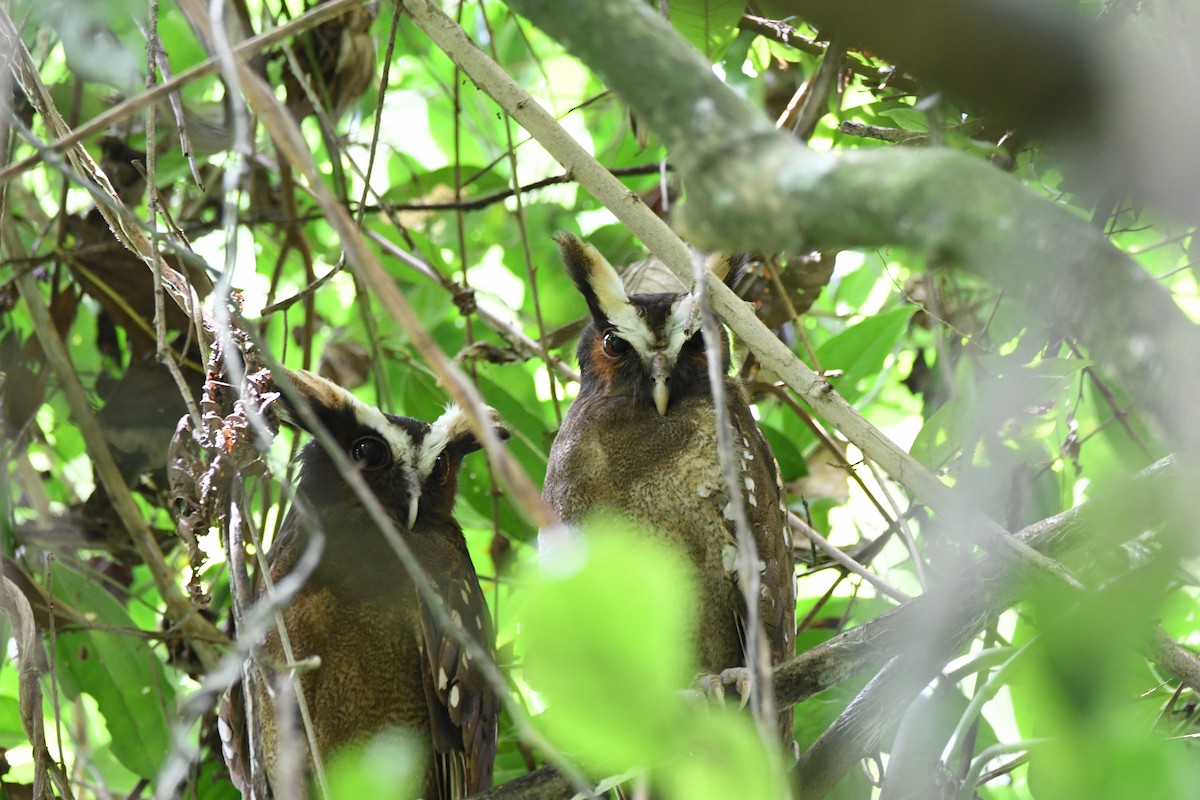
[718,667,754,710]
[694,673,727,704]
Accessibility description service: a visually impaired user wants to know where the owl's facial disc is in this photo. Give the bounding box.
[558,233,719,415]
[282,368,426,528]
[598,293,701,416]
[349,403,424,528]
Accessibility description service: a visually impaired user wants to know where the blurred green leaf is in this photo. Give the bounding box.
[326,729,424,800]
[522,519,790,797]
[661,711,789,800]
[1012,562,1200,800]
[522,519,695,771]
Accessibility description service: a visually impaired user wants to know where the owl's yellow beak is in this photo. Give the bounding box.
[650,352,671,416]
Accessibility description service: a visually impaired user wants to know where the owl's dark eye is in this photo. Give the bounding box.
[431,452,450,486]
[351,436,391,470]
[601,330,631,359]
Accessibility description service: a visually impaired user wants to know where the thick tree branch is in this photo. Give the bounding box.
[500,0,1200,462]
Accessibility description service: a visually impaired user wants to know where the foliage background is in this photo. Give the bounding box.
[0,0,1199,798]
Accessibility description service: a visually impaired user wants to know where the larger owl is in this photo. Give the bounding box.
[542,234,796,741]
[222,368,504,798]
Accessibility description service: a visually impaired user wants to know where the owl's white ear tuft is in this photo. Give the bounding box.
[275,368,358,430]
[555,232,648,345]
[420,405,510,475]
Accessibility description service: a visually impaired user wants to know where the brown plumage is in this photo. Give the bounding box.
[222,369,504,798]
[283,1,378,123]
[542,235,796,741]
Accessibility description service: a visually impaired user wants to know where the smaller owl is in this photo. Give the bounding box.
[221,368,505,799]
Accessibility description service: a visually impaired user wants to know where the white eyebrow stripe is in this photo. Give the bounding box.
[611,315,658,357]
[352,400,420,469]
[664,293,700,361]
[581,242,661,356]
[418,404,472,479]
[579,241,703,365]
[584,246,635,324]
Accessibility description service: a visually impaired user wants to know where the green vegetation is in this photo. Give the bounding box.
[1,0,1198,798]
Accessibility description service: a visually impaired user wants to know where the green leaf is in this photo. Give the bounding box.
[668,0,748,60]
[522,519,695,772]
[827,256,882,312]
[879,107,929,132]
[0,695,25,748]
[909,396,965,469]
[326,730,423,800]
[469,370,551,540]
[758,422,807,482]
[50,562,176,780]
[817,306,916,406]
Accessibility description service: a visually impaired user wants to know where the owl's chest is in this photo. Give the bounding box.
[264,524,443,717]
[545,393,749,671]
[550,396,726,509]
[546,395,744,582]
[258,579,430,783]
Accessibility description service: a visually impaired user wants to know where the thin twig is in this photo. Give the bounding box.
[478,10,563,426]
[0,0,368,188]
[790,514,910,603]
[0,571,72,799]
[693,253,776,739]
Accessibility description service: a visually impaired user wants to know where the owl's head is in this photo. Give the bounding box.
[556,233,740,416]
[277,368,508,529]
